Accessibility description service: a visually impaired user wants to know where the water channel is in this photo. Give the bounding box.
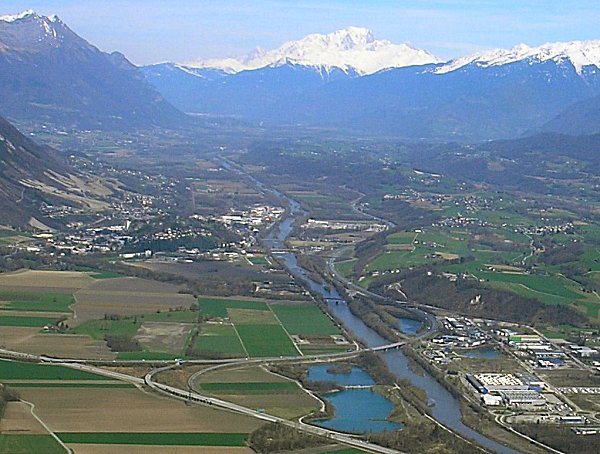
[228,159,519,453]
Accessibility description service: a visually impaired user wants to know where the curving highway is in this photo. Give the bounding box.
[145,362,402,454]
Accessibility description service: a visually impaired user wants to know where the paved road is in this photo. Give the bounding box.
[0,337,402,367]
[0,341,406,454]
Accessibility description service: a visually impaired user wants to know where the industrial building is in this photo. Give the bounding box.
[472,373,528,392]
[499,390,546,406]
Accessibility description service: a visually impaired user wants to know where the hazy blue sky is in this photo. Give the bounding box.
[3,1,600,64]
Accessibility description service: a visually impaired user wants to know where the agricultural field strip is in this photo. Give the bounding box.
[5,382,134,388]
[193,323,247,356]
[0,315,63,327]
[0,359,113,380]
[55,432,248,446]
[0,434,65,454]
[199,382,299,392]
[230,323,250,357]
[199,297,340,356]
[266,304,303,355]
[270,303,341,336]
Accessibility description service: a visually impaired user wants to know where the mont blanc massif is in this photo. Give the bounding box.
[1,8,600,454]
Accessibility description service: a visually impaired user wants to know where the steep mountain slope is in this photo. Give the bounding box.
[0,10,185,129]
[300,57,600,140]
[540,93,600,135]
[142,62,354,116]
[0,114,111,226]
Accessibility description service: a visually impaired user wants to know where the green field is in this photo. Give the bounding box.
[248,256,270,265]
[236,324,298,357]
[0,360,110,380]
[335,259,356,278]
[0,291,73,313]
[71,317,141,340]
[271,303,340,336]
[5,382,134,388]
[56,432,247,446]
[194,324,246,356]
[199,297,269,319]
[366,227,530,274]
[387,231,416,244]
[72,266,126,279]
[200,382,298,392]
[71,310,198,340]
[0,315,61,327]
[475,271,586,301]
[90,271,126,279]
[0,435,64,454]
[5,381,135,388]
[367,249,435,272]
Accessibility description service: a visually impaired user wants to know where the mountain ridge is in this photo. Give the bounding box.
[434,40,600,75]
[0,10,186,129]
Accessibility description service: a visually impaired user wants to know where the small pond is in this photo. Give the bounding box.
[463,348,500,359]
[398,317,422,336]
[308,364,401,434]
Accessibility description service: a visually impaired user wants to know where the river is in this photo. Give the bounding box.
[223,158,518,453]
[261,192,519,454]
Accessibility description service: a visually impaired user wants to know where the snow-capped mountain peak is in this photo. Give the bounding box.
[186,27,440,75]
[0,11,84,52]
[0,9,36,22]
[435,40,600,75]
